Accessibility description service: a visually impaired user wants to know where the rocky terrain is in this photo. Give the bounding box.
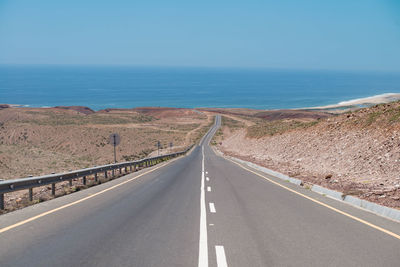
[0,106,211,180]
[212,103,400,209]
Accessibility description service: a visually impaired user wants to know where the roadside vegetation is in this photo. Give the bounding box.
[246,120,319,138]
[0,107,210,180]
[213,101,400,208]
[21,111,154,126]
[191,116,216,144]
[351,102,400,126]
[221,116,246,130]
[210,116,244,146]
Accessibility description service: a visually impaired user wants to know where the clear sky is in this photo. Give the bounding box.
[0,0,400,72]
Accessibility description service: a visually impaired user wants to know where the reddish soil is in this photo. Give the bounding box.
[0,104,10,110]
[252,110,331,121]
[214,102,400,209]
[54,106,95,115]
[0,106,210,180]
[0,105,212,213]
[201,108,332,121]
[132,107,201,119]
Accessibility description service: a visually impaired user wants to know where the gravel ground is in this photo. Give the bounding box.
[217,103,400,209]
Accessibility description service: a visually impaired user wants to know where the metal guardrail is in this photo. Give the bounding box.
[0,145,194,210]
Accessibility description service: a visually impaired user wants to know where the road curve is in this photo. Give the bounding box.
[0,115,400,266]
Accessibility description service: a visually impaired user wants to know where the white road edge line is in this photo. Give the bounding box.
[207,186,211,192]
[198,145,208,267]
[215,246,228,267]
[209,203,216,213]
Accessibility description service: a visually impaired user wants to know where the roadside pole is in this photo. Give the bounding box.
[109,133,121,164]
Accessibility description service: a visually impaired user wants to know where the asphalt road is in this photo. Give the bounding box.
[1,115,400,266]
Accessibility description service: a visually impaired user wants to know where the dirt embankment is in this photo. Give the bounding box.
[0,104,10,110]
[0,106,210,180]
[54,106,95,115]
[214,103,400,209]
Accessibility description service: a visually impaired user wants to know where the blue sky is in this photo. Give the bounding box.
[0,0,400,71]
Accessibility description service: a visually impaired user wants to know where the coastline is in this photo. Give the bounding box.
[298,93,400,111]
[2,93,400,210]
[3,93,400,112]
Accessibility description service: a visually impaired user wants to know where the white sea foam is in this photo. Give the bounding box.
[299,92,400,110]
[337,93,400,106]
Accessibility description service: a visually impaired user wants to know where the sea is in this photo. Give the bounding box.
[1,65,400,111]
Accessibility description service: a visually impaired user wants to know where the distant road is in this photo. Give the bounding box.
[0,116,400,266]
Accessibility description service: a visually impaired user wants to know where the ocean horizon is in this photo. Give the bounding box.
[1,65,400,110]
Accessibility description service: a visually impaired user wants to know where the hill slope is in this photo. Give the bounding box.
[0,107,211,180]
[214,103,400,208]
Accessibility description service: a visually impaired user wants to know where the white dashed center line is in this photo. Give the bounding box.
[209,203,216,213]
[198,146,208,267]
[215,246,228,267]
[206,177,210,182]
[207,186,211,192]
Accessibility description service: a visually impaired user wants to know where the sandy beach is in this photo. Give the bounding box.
[299,93,400,111]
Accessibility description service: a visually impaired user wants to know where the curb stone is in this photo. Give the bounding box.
[231,157,302,186]
[344,195,400,222]
[218,150,400,223]
[311,185,343,201]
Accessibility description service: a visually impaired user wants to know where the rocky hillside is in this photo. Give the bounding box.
[215,102,400,208]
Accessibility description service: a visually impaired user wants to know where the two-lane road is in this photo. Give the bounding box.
[1,115,400,266]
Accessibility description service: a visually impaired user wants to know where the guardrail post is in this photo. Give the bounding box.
[29,188,33,201]
[0,194,4,210]
[0,147,193,212]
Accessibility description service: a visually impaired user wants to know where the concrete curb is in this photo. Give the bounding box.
[230,157,302,186]
[220,150,400,223]
[311,185,344,201]
[344,195,400,222]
